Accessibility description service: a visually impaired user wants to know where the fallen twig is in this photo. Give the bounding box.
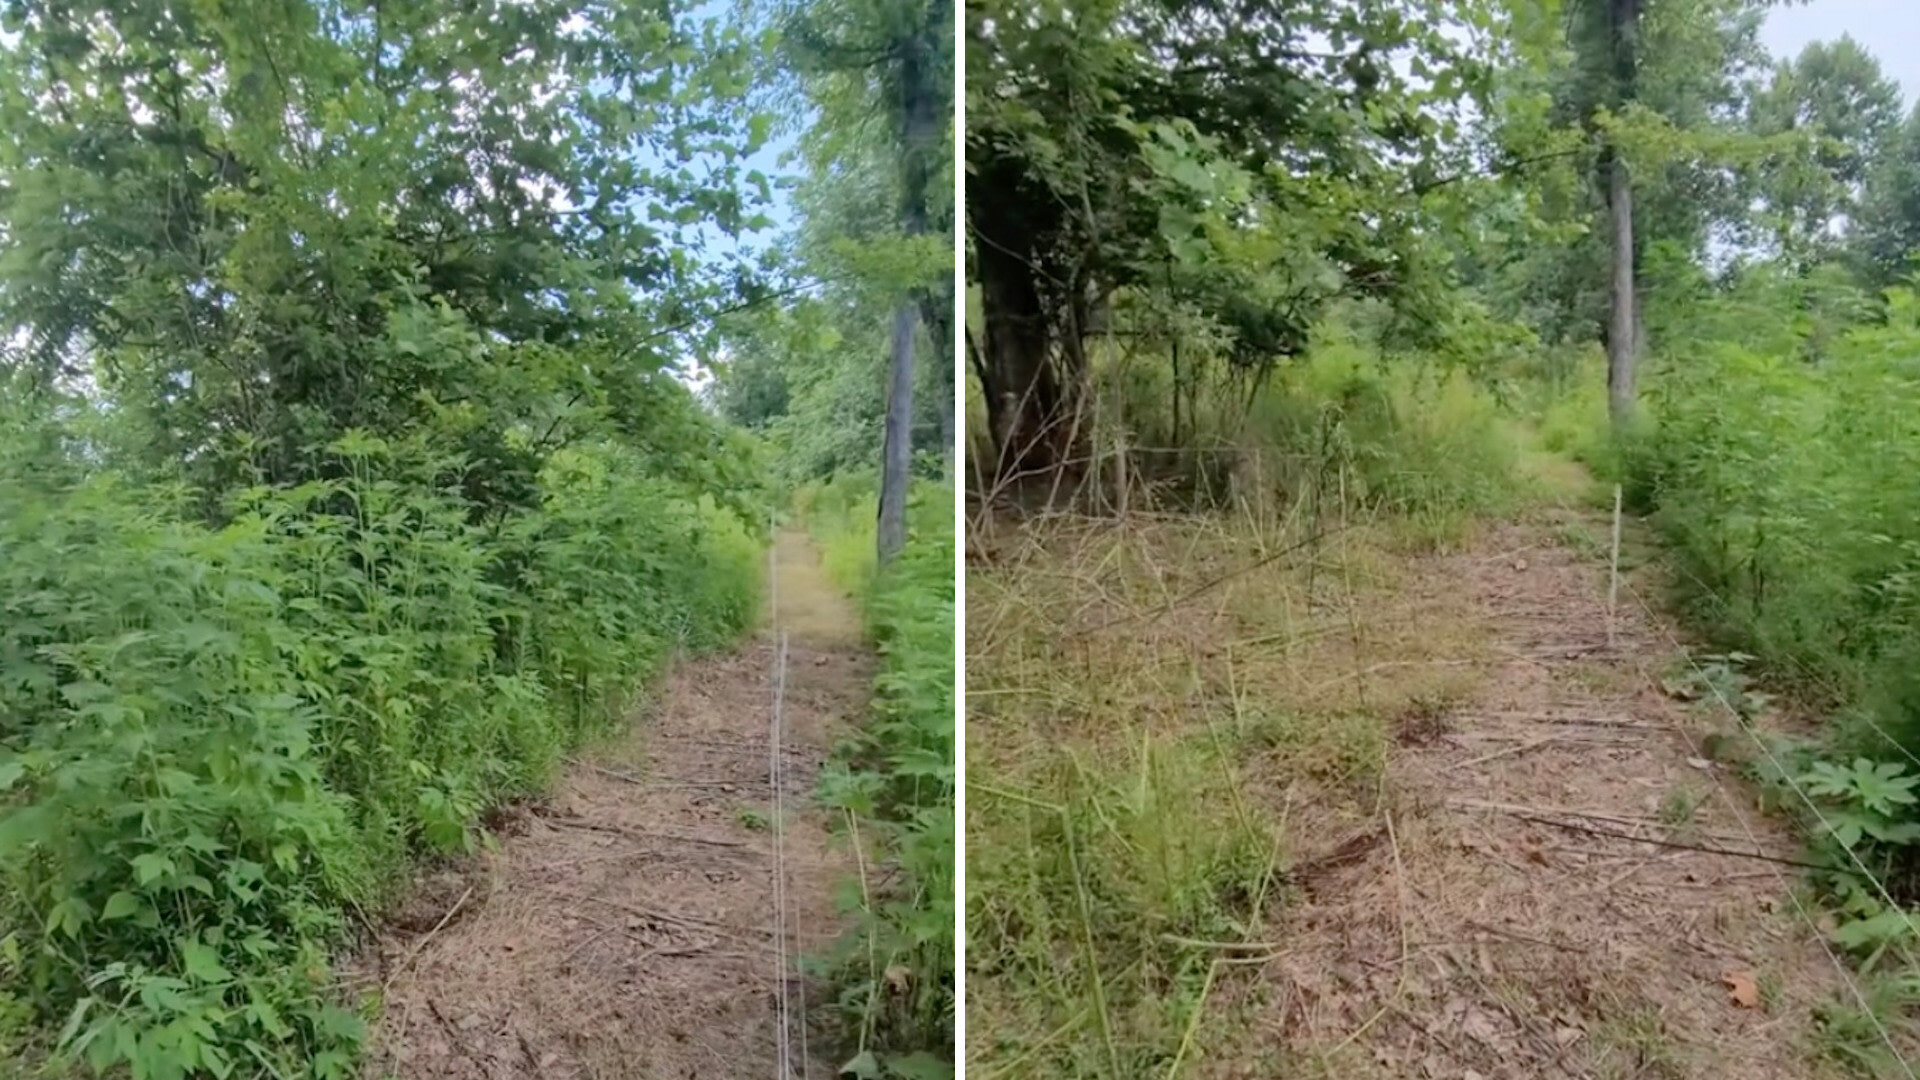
[571,759,765,790]
[537,815,748,849]
[1456,735,1564,769]
[1463,919,1586,953]
[384,884,475,995]
[536,888,770,941]
[1452,803,1843,873]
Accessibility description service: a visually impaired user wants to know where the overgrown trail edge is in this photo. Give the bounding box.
[367,531,869,1079]
[1241,505,1856,1079]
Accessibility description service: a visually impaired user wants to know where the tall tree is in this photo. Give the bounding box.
[1854,103,1920,285]
[782,0,954,562]
[0,0,768,507]
[1749,37,1902,264]
[965,0,1484,478]
[1603,0,1640,427]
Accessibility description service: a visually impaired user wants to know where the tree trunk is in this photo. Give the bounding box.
[1605,0,1639,431]
[1606,148,1636,429]
[875,0,948,565]
[920,285,956,477]
[877,300,916,564]
[976,250,1067,479]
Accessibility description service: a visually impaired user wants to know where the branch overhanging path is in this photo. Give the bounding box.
[362,531,868,1080]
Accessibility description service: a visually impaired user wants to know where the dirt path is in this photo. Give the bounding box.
[366,531,868,1080]
[1249,505,1865,1079]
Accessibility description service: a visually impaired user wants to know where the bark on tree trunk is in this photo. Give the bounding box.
[920,285,956,476]
[977,243,1066,479]
[1606,148,1637,429]
[1605,0,1639,431]
[877,300,916,564]
[875,0,947,565]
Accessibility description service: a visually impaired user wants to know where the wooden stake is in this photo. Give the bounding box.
[1608,483,1623,648]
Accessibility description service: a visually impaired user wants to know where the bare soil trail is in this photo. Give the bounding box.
[364,531,869,1080]
[1235,501,1871,1079]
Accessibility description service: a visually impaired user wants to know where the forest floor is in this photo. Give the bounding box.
[968,462,1913,1079]
[358,531,867,1080]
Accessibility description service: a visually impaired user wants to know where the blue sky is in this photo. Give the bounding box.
[1762,1,1920,108]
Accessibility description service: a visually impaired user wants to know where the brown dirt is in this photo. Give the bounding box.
[1225,506,1880,1079]
[360,531,869,1080]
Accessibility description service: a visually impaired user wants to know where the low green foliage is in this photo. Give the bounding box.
[798,475,883,601]
[1630,289,1920,962]
[1086,316,1521,545]
[968,736,1272,1077]
[810,482,955,1076]
[1633,295,1920,756]
[0,428,759,1079]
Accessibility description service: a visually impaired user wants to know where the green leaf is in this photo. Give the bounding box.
[54,996,93,1052]
[103,892,142,921]
[180,941,230,984]
[132,853,176,886]
[885,1052,953,1080]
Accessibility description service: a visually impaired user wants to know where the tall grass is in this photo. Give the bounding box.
[1070,322,1522,550]
[0,428,760,1078]
[965,332,1519,1074]
[964,498,1498,1077]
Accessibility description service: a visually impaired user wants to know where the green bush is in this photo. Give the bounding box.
[1087,319,1520,532]
[1629,290,1920,913]
[0,429,759,1079]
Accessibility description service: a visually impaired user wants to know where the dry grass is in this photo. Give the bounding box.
[965,494,1495,1077]
[967,474,1883,1079]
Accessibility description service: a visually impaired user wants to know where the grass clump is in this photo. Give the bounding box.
[965,516,1286,1077]
[963,506,1480,1077]
[797,473,883,601]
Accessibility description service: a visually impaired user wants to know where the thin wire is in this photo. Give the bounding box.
[768,521,795,1080]
[772,630,794,1079]
[796,671,811,1080]
[1614,573,1917,1076]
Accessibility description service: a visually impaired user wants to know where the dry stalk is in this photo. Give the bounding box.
[383,884,476,996]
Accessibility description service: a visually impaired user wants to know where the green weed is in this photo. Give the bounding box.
[1587,1002,1684,1080]
[1657,785,1703,829]
[0,430,761,1079]
[812,481,955,1073]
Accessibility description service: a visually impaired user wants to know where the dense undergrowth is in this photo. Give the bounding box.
[801,477,956,1078]
[983,316,1527,551]
[1623,287,1920,943]
[0,419,761,1079]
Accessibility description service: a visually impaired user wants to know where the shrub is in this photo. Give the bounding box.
[0,427,760,1078]
[1629,290,1920,915]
